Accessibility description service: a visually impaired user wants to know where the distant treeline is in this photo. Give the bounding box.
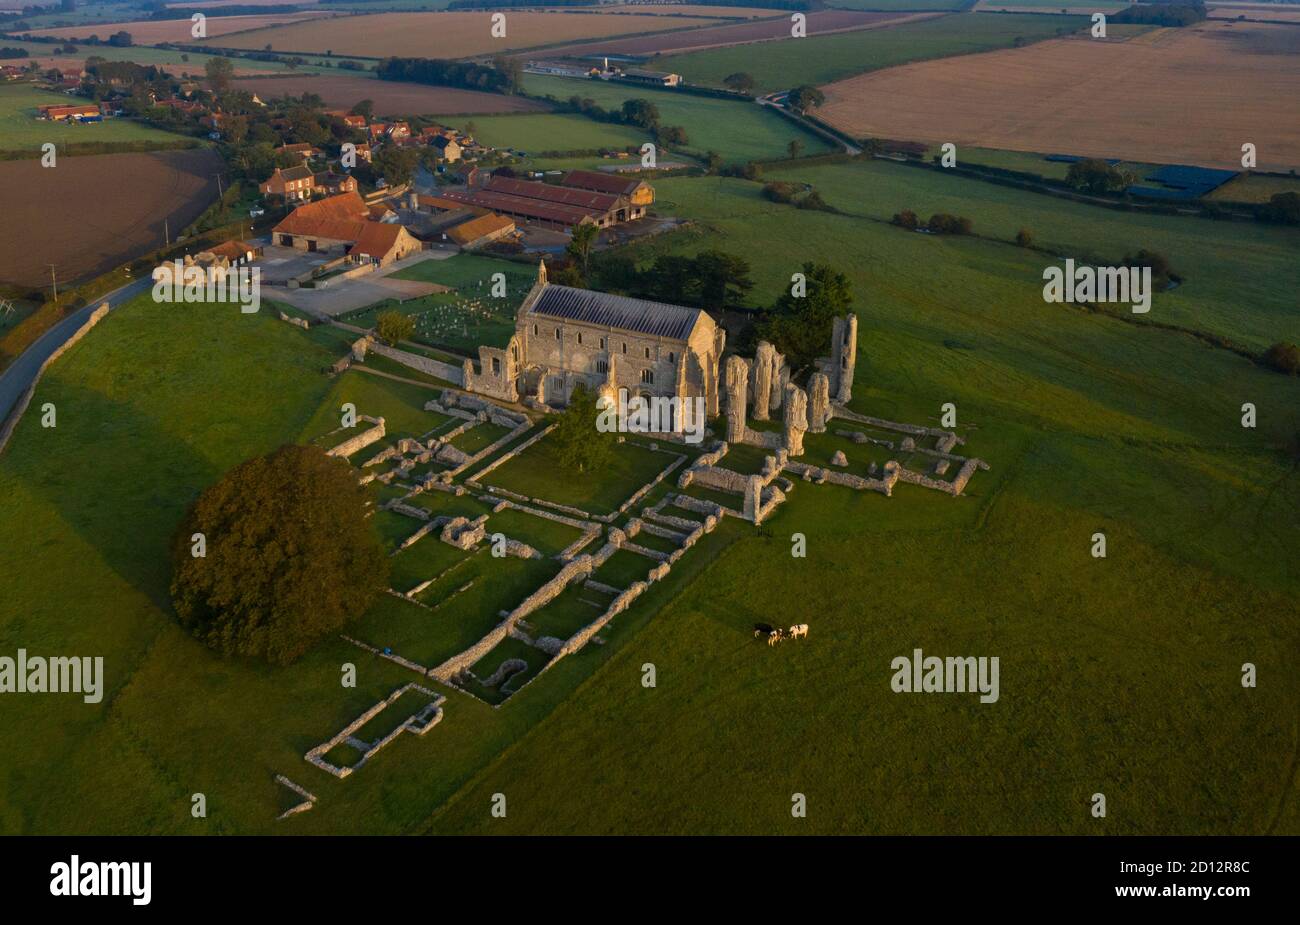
[377,56,514,93]
[147,5,306,18]
[445,0,813,8]
[1113,2,1207,26]
[447,0,598,8]
[0,46,29,58]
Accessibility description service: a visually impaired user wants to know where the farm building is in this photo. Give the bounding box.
[560,169,654,207]
[207,239,262,266]
[464,260,725,432]
[445,212,516,251]
[440,173,651,230]
[271,192,422,266]
[617,68,681,88]
[38,103,101,122]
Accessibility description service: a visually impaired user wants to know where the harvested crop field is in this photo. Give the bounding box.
[818,21,1300,172]
[538,10,925,58]
[1208,2,1300,22]
[0,149,223,288]
[23,13,328,44]
[167,0,320,5]
[583,4,779,16]
[201,10,735,58]
[230,74,549,116]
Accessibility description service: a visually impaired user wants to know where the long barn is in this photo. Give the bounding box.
[439,172,651,230]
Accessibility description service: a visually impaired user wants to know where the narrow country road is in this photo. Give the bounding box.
[0,276,152,426]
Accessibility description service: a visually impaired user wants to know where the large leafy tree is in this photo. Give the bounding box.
[566,222,599,278]
[375,310,415,345]
[723,72,754,94]
[204,55,234,95]
[170,445,388,665]
[787,85,825,114]
[621,98,660,129]
[551,383,614,474]
[693,249,753,311]
[759,261,854,371]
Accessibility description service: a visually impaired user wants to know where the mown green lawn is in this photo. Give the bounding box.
[521,74,832,164]
[658,12,1088,92]
[484,436,675,515]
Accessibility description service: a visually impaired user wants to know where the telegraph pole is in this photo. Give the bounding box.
[164,218,170,247]
[48,264,58,306]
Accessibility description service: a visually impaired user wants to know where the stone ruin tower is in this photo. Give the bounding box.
[783,383,808,457]
[724,354,749,443]
[807,372,830,433]
[829,314,857,405]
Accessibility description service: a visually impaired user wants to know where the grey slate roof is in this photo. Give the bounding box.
[528,285,703,341]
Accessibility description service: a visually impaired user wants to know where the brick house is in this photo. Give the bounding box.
[260,165,316,201]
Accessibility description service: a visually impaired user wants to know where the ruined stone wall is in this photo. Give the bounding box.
[327,416,386,458]
[366,341,465,386]
[559,580,650,656]
[428,554,594,682]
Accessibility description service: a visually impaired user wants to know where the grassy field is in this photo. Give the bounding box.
[658,11,1086,92]
[1,134,1296,835]
[521,74,832,163]
[0,83,190,154]
[449,112,649,154]
[420,172,1299,835]
[747,158,1299,351]
[0,292,742,834]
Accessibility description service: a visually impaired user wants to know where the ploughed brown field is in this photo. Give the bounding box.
[23,13,327,44]
[818,21,1300,172]
[231,74,551,116]
[200,11,735,58]
[538,10,926,58]
[0,149,223,288]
